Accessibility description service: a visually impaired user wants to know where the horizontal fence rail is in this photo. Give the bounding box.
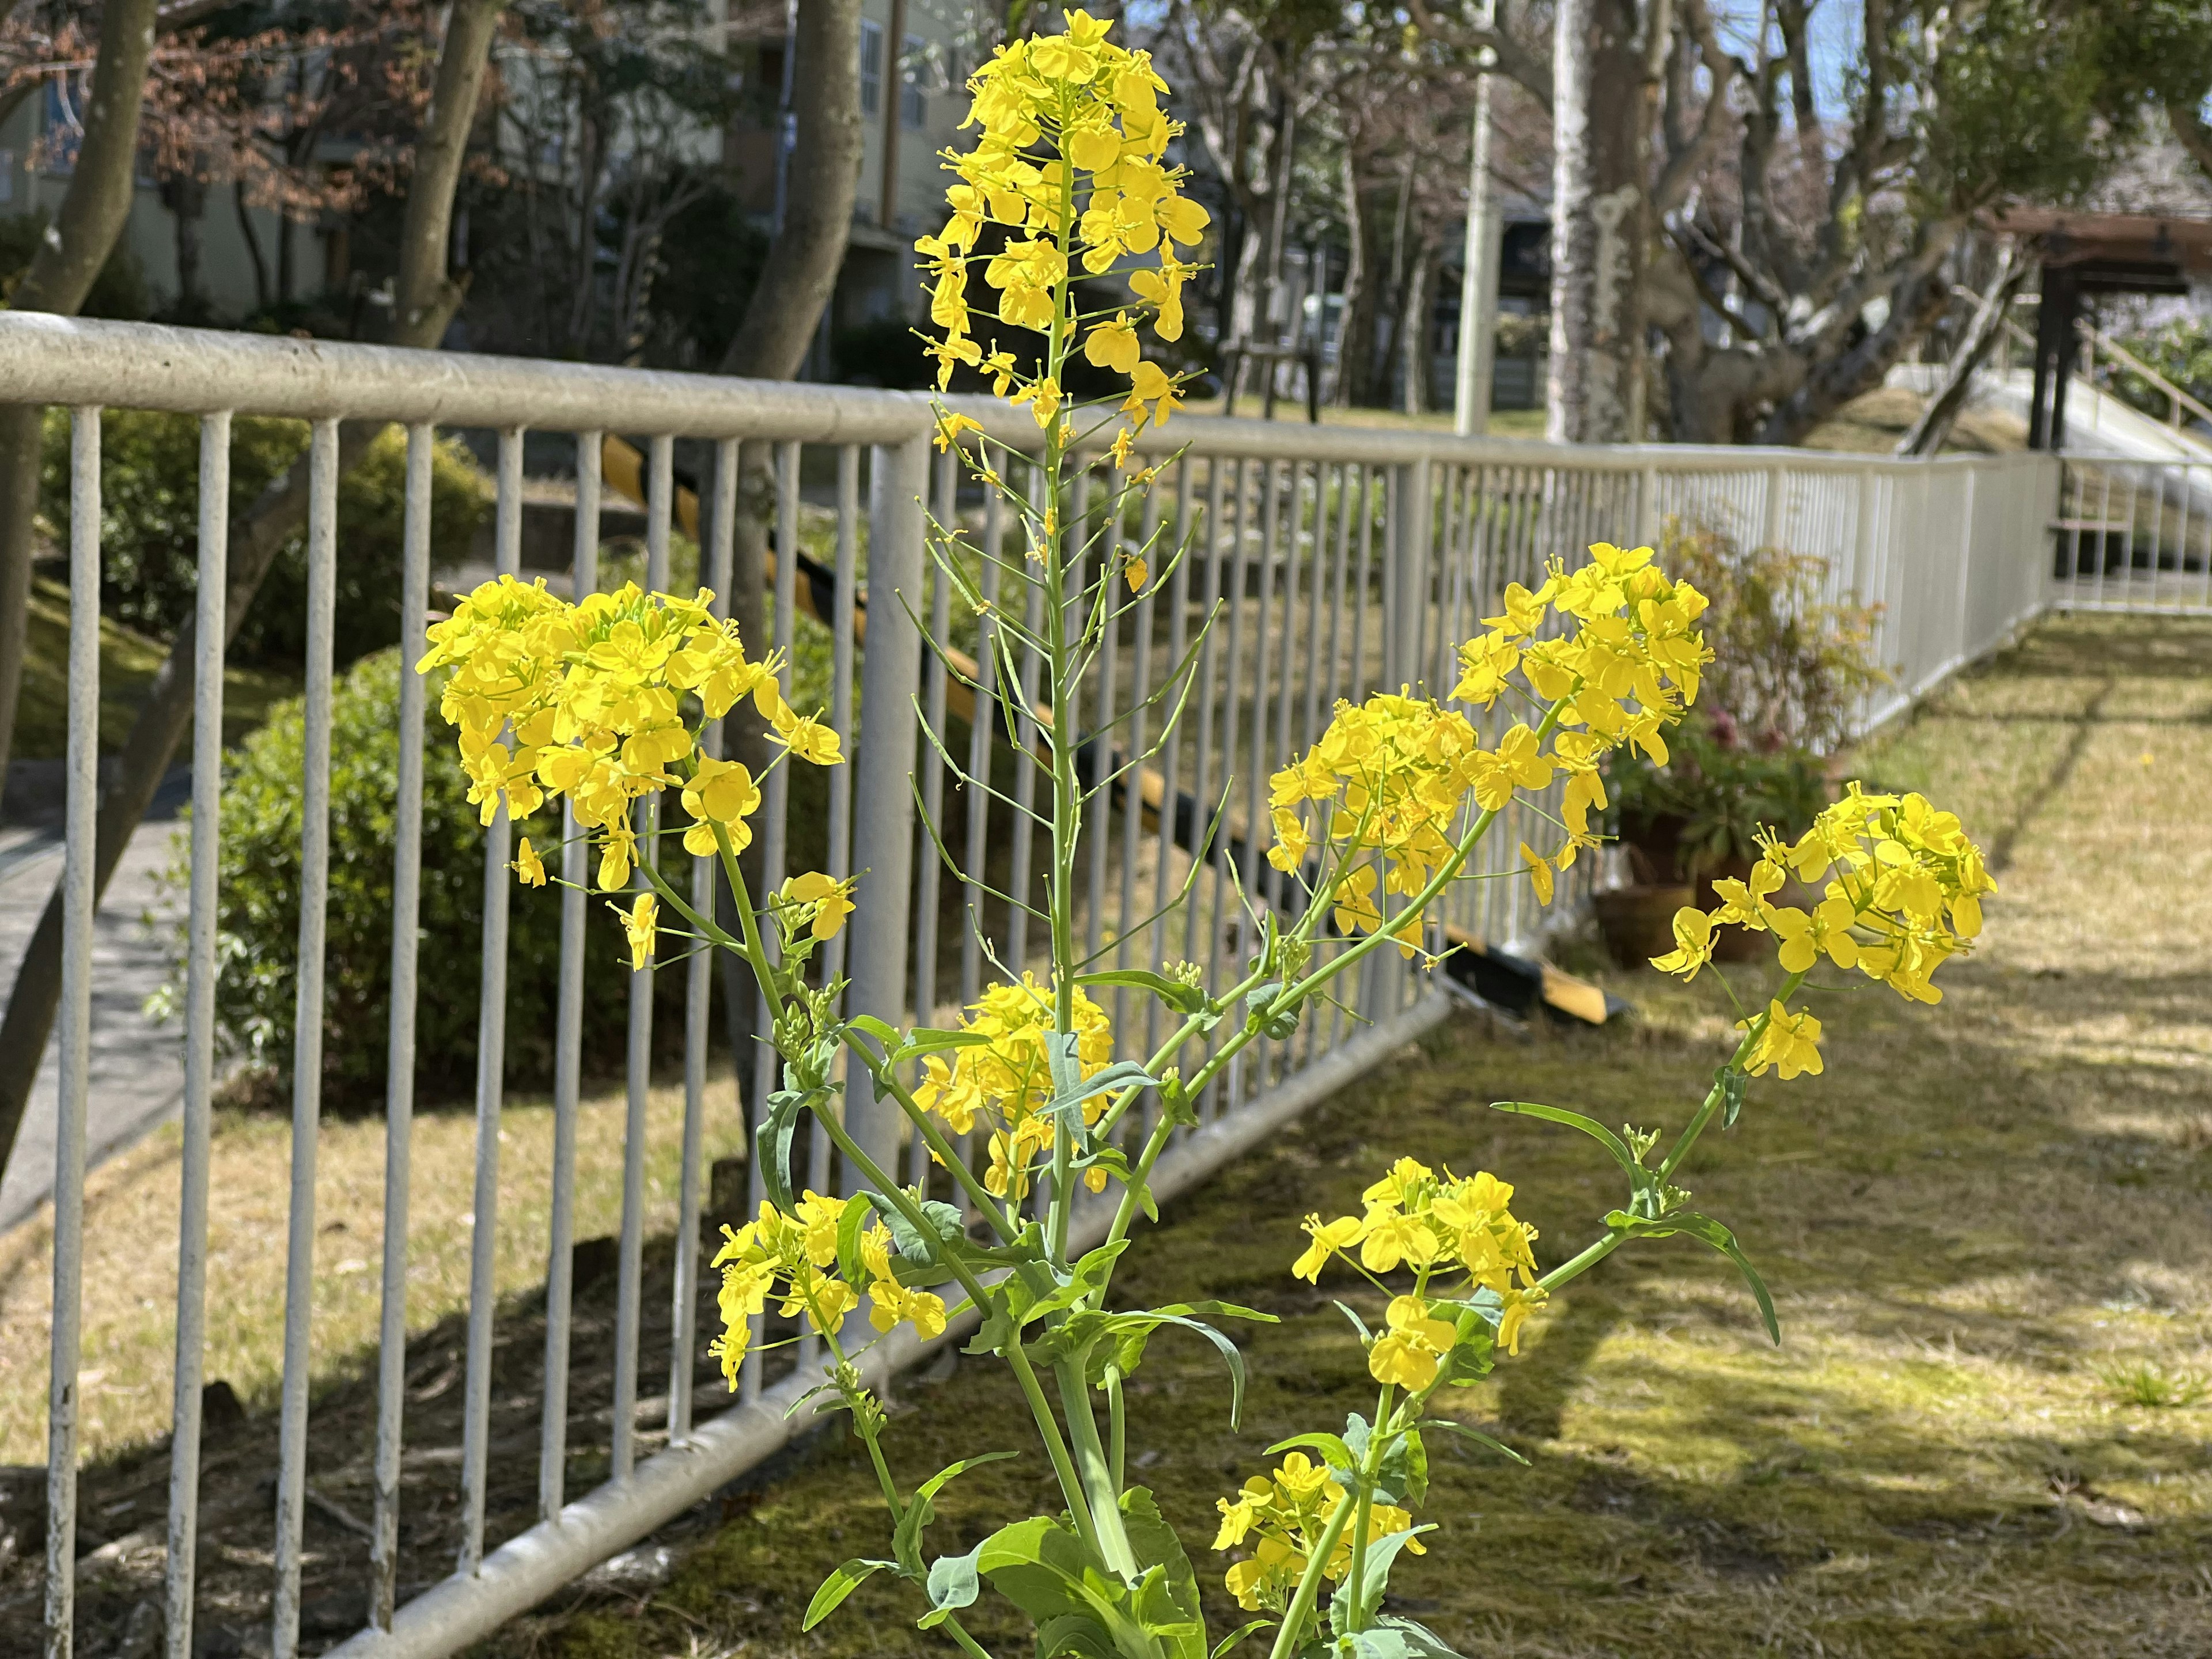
[0,313,2089,1659]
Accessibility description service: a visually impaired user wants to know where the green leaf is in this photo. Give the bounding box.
[918,1544,984,1629]
[975,1517,1154,1658]
[893,1452,1021,1576]
[1077,968,1207,1014]
[1264,1431,1355,1473]
[1330,1526,1436,1638]
[1043,1060,1162,1129]
[835,1188,875,1287]
[1715,1065,1748,1131]
[1244,982,1300,1041]
[1332,1301,1373,1343]
[1419,1418,1529,1467]
[1488,1100,1644,1186]
[846,1013,903,1055]
[1119,1487,1207,1659]
[1346,1615,1468,1659]
[803,1558,897,1631]
[1211,1620,1275,1659]
[1338,1415,1425,1505]
[1672,1212,1782,1344]
[759,1079,835,1213]
[865,1192,968,1274]
[893,1025,995,1065]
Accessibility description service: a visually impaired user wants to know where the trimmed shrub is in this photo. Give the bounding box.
[159,648,689,1106]
[39,413,485,665]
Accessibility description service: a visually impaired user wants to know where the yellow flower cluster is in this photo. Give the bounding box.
[919,9,1204,434]
[1267,544,1711,922]
[707,1192,948,1388]
[1293,1156,1546,1373]
[1651,785,1997,1021]
[1212,1454,1421,1613]
[416,577,842,894]
[911,974,1117,1200]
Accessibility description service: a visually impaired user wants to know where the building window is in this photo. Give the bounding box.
[900,35,926,130]
[859,20,883,119]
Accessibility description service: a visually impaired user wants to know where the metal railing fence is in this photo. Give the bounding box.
[0,313,2076,1659]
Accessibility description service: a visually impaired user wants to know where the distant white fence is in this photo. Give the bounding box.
[0,313,2083,1659]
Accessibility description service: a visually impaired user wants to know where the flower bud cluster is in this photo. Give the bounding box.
[1211,1454,1421,1613]
[912,974,1118,1200]
[1652,785,1999,1023]
[919,8,1203,438]
[1268,543,1713,927]
[1293,1156,1546,1374]
[708,1193,949,1389]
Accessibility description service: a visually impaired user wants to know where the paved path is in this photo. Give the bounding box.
[0,771,190,1235]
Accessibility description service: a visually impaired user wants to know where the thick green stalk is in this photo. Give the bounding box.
[1005,1337,1107,1560]
[1058,1359,1140,1578]
[1340,1383,1393,1631]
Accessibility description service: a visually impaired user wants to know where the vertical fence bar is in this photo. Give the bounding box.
[672,438,739,1442]
[272,418,339,1659]
[165,412,229,1659]
[745,441,801,1401]
[1006,465,1047,976]
[1145,460,1194,1071]
[460,427,524,1571]
[816,445,861,1212]
[613,434,674,1480]
[848,433,927,1179]
[910,445,957,1155]
[44,407,100,1659]
[370,423,433,1624]
[961,480,1003,1021]
[541,430,601,1517]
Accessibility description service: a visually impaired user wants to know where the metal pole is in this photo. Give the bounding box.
[166,412,229,1659]
[845,434,928,1180]
[45,407,101,1659]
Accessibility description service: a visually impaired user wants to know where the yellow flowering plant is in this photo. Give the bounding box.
[421,15,1994,1659]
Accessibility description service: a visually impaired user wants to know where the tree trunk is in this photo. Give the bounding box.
[718,0,863,379]
[1546,0,1649,444]
[0,0,507,1192]
[1402,239,1440,416]
[1332,142,1372,406]
[1897,241,2032,456]
[0,0,164,816]
[235,181,271,313]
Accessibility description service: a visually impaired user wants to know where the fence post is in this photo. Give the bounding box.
[1385,457,1431,691]
[1638,462,1660,547]
[1760,462,1786,551]
[846,431,930,1183]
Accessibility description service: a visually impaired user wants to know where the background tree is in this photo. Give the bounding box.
[0,0,162,821]
[0,0,507,1192]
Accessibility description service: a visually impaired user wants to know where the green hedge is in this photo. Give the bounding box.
[40,412,485,666]
[168,647,694,1106]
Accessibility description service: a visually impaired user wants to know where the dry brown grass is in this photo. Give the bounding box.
[0,1073,744,1464]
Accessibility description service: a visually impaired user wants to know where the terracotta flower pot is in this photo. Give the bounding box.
[1592,883,1696,969]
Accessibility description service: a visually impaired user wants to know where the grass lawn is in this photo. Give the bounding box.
[10,576,301,760]
[520,610,2212,1659]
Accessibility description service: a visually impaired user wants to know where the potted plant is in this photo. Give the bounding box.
[1594,523,1886,966]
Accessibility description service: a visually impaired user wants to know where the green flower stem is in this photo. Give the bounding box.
[1263,1421,1380,1659]
[808,1102,997,1316]
[1340,1382,1393,1634]
[813,1100,1107,1562]
[1057,1358,1141,1580]
[1534,1227,1631,1294]
[1654,968,1804,1181]
[813,1313,1000,1659]
[1105,1365,1127,1490]
[711,820,787,1027]
[1186,698,1574,1109]
[1005,1333,1108,1562]
[844,1038,1023,1243]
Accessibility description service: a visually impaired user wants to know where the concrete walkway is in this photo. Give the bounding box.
[0,769,189,1236]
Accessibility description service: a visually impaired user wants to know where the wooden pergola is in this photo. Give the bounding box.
[1991,204,2212,448]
